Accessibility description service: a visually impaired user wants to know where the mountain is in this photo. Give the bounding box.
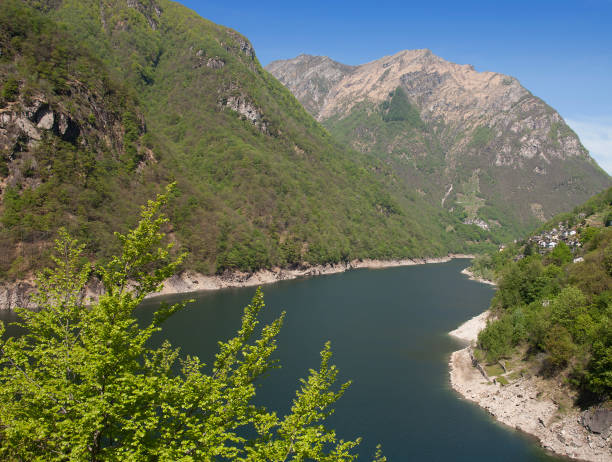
[0,0,494,282]
[266,51,611,237]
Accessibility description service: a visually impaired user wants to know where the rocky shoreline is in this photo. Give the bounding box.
[459,268,496,286]
[449,313,611,461]
[0,254,474,311]
[156,255,474,296]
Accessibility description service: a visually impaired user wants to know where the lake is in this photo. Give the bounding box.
[133,259,559,461]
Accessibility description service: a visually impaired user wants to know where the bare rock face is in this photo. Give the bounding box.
[1,97,48,147]
[266,50,611,230]
[266,55,355,118]
[0,94,97,156]
[126,0,162,30]
[223,31,256,66]
[192,49,225,70]
[206,57,225,69]
[0,280,36,311]
[220,95,268,133]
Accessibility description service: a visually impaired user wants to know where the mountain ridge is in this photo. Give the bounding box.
[266,50,610,235]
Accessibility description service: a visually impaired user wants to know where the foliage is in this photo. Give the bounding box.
[542,325,575,371]
[1,77,19,102]
[476,207,612,399]
[0,0,151,277]
[381,88,424,129]
[0,187,372,461]
[547,241,572,266]
[467,126,494,149]
[468,245,516,282]
[586,335,612,396]
[0,0,490,279]
[478,316,514,362]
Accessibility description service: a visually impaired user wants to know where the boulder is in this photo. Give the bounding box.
[582,408,612,435]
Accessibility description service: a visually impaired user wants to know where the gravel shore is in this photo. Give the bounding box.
[449,312,611,461]
[0,255,475,310]
[153,255,474,297]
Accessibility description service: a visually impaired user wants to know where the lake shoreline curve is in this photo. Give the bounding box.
[459,267,496,286]
[0,254,475,311]
[449,309,611,461]
[155,254,476,297]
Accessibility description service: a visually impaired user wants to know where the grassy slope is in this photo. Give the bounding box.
[0,0,496,279]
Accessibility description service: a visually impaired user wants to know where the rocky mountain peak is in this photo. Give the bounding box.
[300,49,529,123]
[266,49,610,230]
[266,54,355,118]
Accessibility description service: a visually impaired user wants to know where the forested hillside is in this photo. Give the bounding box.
[472,187,612,401]
[0,0,495,281]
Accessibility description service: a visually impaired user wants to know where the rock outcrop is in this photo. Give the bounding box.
[0,97,80,151]
[220,95,268,133]
[583,408,612,437]
[0,280,36,311]
[126,0,162,30]
[265,55,355,118]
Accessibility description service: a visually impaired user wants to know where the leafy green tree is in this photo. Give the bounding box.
[549,286,587,332]
[543,325,574,371]
[478,317,514,362]
[1,77,19,102]
[0,186,374,461]
[580,227,601,247]
[586,338,612,396]
[548,241,572,266]
[604,243,612,276]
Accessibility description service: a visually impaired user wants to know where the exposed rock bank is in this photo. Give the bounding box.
[152,255,473,296]
[460,268,496,286]
[450,313,612,461]
[0,254,474,310]
[0,279,37,311]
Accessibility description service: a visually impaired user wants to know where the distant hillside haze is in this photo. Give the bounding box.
[266,51,611,236]
[0,0,504,280]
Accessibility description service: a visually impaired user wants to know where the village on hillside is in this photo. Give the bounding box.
[505,208,612,261]
[529,221,581,252]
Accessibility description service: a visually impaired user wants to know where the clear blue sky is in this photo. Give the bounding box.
[180,0,612,174]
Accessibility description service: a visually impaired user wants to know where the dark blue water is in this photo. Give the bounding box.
[133,259,559,461]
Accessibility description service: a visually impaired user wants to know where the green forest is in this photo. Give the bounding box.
[472,187,612,401]
[0,0,500,282]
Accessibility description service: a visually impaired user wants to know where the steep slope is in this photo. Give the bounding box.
[266,55,356,118]
[0,1,491,281]
[459,187,612,461]
[266,50,611,237]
